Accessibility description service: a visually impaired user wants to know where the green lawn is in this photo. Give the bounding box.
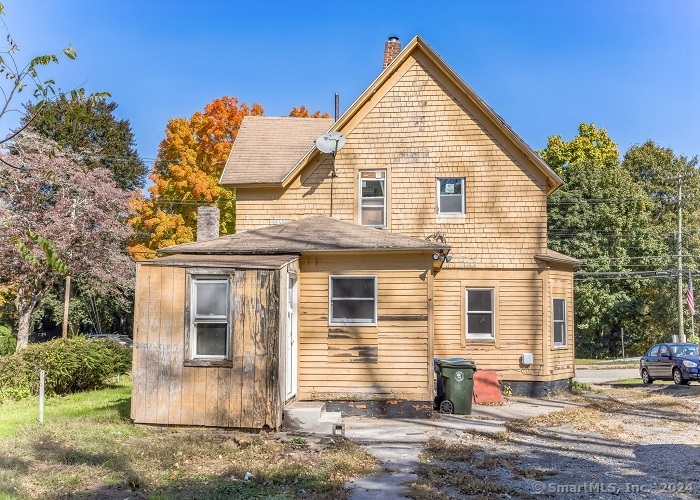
[608,378,668,385]
[0,379,131,438]
[0,378,378,499]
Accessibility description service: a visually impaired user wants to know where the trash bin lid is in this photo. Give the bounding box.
[437,358,477,370]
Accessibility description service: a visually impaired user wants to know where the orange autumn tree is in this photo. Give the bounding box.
[289,105,330,118]
[129,96,263,258]
[129,98,330,259]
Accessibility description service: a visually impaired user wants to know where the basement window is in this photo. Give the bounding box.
[359,170,386,228]
[329,275,377,326]
[437,178,465,214]
[465,288,494,339]
[190,277,230,360]
[553,298,566,347]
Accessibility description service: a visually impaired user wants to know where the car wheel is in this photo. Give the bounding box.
[672,368,688,385]
[641,369,653,384]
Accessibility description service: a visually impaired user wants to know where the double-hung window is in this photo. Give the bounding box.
[329,276,377,325]
[553,298,566,347]
[437,178,465,214]
[465,288,494,339]
[359,170,386,227]
[191,277,230,359]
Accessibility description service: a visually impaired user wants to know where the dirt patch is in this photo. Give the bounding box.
[407,385,700,499]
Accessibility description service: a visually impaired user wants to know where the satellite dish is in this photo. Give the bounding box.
[315,132,346,154]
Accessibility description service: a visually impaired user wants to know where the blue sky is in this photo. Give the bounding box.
[3,0,700,172]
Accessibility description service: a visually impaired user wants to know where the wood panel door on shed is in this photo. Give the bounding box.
[285,274,298,401]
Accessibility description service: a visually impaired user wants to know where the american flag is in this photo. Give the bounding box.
[687,272,695,317]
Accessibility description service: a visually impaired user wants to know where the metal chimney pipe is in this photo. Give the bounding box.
[334,93,340,122]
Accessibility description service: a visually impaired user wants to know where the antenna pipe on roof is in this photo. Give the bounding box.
[334,93,339,122]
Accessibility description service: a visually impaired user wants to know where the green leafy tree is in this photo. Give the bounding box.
[621,141,700,343]
[542,124,666,356]
[21,95,147,190]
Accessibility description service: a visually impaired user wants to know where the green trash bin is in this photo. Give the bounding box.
[437,358,477,415]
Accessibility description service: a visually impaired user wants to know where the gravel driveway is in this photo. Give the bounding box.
[407,385,700,499]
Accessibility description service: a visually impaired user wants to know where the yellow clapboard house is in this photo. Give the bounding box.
[131,36,579,429]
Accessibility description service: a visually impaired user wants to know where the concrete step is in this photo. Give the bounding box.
[283,401,343,433]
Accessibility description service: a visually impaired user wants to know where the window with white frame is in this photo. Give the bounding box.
[359,170,386,227]
[191,277,230,358]
[465,288,494,339]
[553,298,566,347]
[437,178,465,214]
[329,276,377,325]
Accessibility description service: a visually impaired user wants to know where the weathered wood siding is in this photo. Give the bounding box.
[434,269,545,382]
[297,252,433,401]
[433,268,574,382]
[547,266,575,380]
[235,49,547,269]
[131,263,283,429]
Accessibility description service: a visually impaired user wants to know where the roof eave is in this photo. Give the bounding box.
[219,181,284,189]
[534,253,583,266]
[158,245,450,256]
[280,37,422,188]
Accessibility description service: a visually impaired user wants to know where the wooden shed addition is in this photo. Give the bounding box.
[131,254,298,430]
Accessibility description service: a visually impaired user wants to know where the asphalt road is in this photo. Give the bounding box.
[574,367,640,384]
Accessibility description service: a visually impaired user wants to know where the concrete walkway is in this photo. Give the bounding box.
[342,397,582,498]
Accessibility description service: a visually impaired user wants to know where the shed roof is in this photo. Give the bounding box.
[219,116,332,186]
[535,249,582,266]
[159,216,450,255]
[142,254,299,269]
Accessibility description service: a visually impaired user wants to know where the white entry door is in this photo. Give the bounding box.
[285,275,298,400]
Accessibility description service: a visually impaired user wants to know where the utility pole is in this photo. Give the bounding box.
[621,327,625,359]
[62,275,70,339]
[677,176,685,342]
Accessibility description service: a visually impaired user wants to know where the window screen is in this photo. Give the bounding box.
[192,278,229,358]
[466,288,494,339]
[360,171,386,227]
[438,178,465,214]
[553,298,566,347]
[330,276,376,324]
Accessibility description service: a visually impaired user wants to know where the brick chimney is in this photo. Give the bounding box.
[197,206,220,242]
[383,36,401,70]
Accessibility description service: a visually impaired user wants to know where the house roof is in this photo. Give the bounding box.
[142,254,299,269]
[535,249,583,266]
[219,116,333,186]
[220,36,563,195]
[159,216,450,255]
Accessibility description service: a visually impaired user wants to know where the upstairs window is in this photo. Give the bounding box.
[191,277,229,358]
[329,275,377,325]
[437,178,465,214]
[465,288,494,339]
[359,170,386,227]
[553,298,566,347]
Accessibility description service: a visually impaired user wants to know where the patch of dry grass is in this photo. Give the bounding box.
[0,382,379,499]
[419,437,481,462]
[411,438,542,499]
[506,387,700,444]
[409,463,518,500]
